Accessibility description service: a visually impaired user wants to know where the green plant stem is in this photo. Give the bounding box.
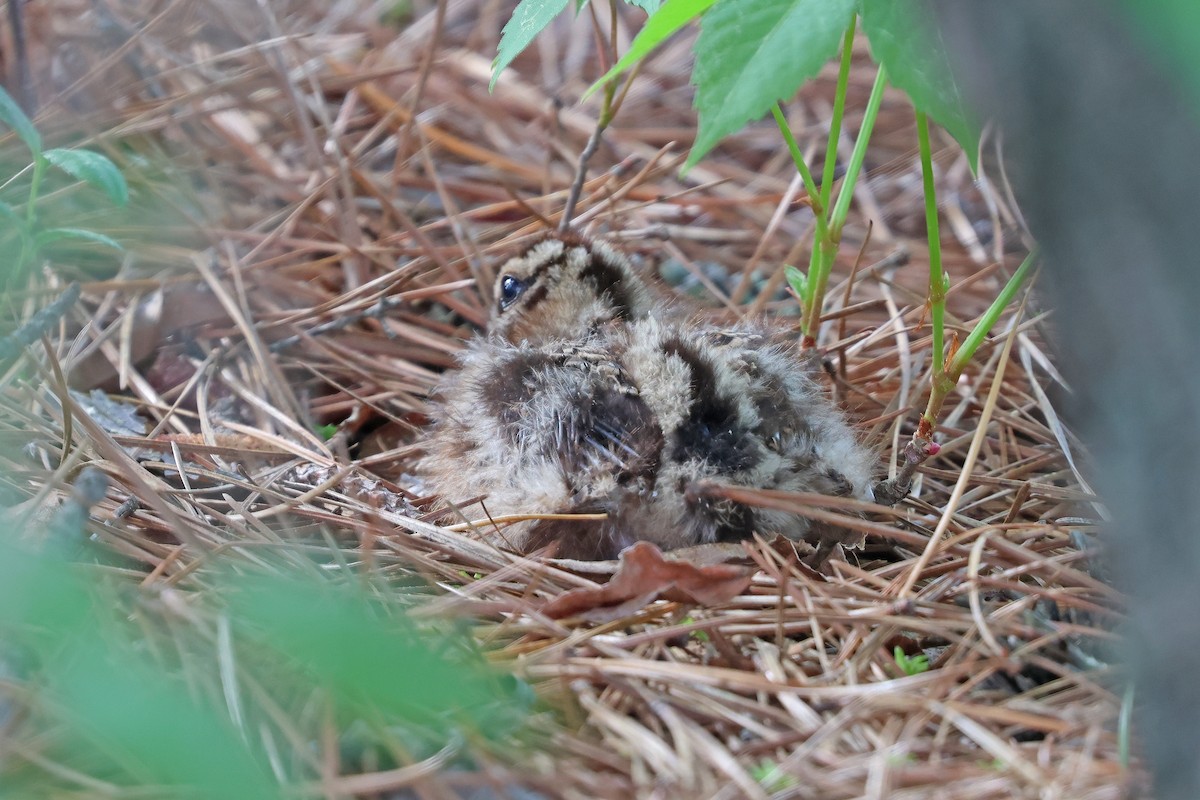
[801,64,888,343]
[12,156,46,279]
[877,249,1036,504]
[799,246,822,334]
[607,59,644,122]
[919,248,1036,431]
[772,102,828,316]
[829,64,887,238]
[25,154,44,228]
[821,18,856,211]
[946,248,1037,378]
[771,104,823,217]
[1119,682,1134,770]
[15,233,32,282]
[803,239,836,343]
[916,112,946,387]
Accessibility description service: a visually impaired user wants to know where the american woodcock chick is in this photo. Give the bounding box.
[423,234,880,560]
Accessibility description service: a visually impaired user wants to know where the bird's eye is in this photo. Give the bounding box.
[498,274,526,309]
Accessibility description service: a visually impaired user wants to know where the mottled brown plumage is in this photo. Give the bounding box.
[423,235,878,559]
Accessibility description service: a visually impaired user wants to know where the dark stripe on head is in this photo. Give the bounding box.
[578,249,634,320]
[520,282,550,313]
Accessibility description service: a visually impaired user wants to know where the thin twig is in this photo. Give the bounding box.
[559,121,609,232]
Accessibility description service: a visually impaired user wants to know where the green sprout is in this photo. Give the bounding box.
[750,759,798,792]
[893,645,931,676]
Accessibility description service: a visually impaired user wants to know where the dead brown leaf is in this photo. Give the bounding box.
[542,541,755,621]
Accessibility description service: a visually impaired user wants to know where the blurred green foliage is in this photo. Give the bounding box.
[0,531,532,796]
[1119,0,1200,119]
[0,86,127,290]
[0,73,533,800]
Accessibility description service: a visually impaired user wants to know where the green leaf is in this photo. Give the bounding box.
[585,0,717,100]
[859,0,980,172]
[35,227,123,252]
[491,0,572,91]
[42,148,129,206]
[625,0,663,12]
[0,84,41,156]
[688,0,857,168]
[785,264,809,304]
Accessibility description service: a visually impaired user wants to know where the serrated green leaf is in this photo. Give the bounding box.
[0,84,41,156]
[585,0,717,100]
[35,227,123,251]
[688,0,856,168]
[43,148,129,206]
[625,0,663,13]
[491,0,572,91]
[860,0,980,172]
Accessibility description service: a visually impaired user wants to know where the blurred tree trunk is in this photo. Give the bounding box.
[935,3,1200,797]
